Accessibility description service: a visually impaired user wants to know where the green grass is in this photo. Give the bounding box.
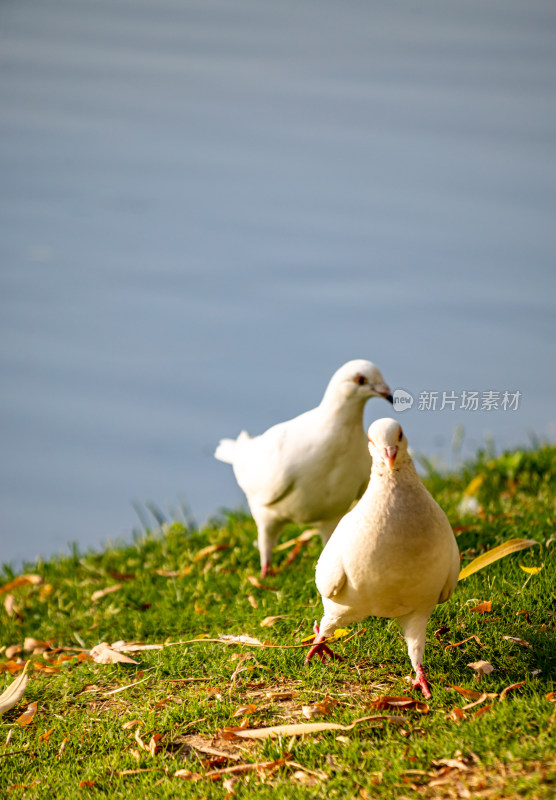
[1,445,555,799]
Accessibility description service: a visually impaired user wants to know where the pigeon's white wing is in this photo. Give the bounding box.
[438,535,460,604]
[232,416,311,507]
[315,540,347,599]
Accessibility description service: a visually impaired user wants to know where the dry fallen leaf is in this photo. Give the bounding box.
[448,707,466,723]
[503,635,532,649]
[218,634,264,647]
[302,695,338,719]
[0,660,25,675]
[447,685,486,701]
[38,728,55,742]
[367,695,429,714]
[4,595,23,619]
[458,538,539,581]
[499,681,526,701]
[0,575,43,595]
[224,714,406,740]
[232,704,257,718]
[246,576,278,591]
[470,601,492,614]
[444,635,484,652]
[111,641,163,653]
[91,584,122,602]
[545,691,556,703]
[5,645,22,660]
[194,544,230,562]
[24,637,52,653]
[260,615,291,628]
[89,643,139,665]
[467,660,494,676]
[16,701,38,727]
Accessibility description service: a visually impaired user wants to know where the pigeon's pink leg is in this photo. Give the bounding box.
[410,664,432,699]
[304,622,344,665]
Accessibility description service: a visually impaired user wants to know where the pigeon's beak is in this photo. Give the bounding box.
[384,445,398,470]
[374,384,394,404]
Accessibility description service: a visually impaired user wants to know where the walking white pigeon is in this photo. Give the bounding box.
[305,417,460,698]
[215,360,393,577]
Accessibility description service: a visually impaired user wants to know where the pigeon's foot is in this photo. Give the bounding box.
[304,622,344,665]
[407,664,432,699]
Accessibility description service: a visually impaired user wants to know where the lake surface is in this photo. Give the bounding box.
[1,0,555,566]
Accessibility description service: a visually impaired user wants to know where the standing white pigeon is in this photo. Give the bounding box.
[305,417,460,698]
[215,360,393,576]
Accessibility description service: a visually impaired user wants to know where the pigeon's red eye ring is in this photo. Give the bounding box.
[355,374,367,386]
[368,437,374,445]
[398,428,403,442]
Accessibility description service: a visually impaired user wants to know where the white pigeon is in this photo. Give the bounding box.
[215,360,393,576]
[305,417,460,698]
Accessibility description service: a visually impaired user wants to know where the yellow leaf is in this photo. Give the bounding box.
[16,700,37,727]
[463,475,485,497]
[458,539,539,581]
[519,564,543,575]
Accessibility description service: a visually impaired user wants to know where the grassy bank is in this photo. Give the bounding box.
[1,446,555,798]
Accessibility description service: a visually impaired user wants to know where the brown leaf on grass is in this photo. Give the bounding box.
[5,645,22,659]
[448,707,466,723]
[461,693,492,711]
[154,567,192,578]
[367,695,429,714]
[0,660,25,675]
[247,594,258,609]
[499,681,526,701]
[470,601,492,614]
[224,714,407,740]
[503,635,532,649]
[204,754,292,778]
[246,576,278,591]
[173,769,204,780]
[78,780,96,788]
[91,584,122,602]
[447,685,486,701]
[265,690,298,701]
[0,575,43,595]
[123,720,143,730]
[260,615,291,628]
[24,637,52,653]
[107,570,135,581]
[16,701,37,727]
[193,544,230,562]
[434,626,450,640]
[89,642,139,665]
[302,695,338,719]
[544,691,555,703]
[4,595,23,619]
[232,704,257,718]
[432,758,469,772]
[473,704,493,718]
[33,662,60,675]
[38,728,55,742]
[467,660,494,676]
[444,635,484,652]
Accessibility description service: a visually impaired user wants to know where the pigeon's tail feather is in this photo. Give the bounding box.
[214,431,251,464]
[214,438,237,464]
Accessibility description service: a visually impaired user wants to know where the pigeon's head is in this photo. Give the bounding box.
[327,359,393,405]
[367,417,409,471]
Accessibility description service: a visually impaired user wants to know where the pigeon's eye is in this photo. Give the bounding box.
[398,428,403,442]
[355,374,367,386]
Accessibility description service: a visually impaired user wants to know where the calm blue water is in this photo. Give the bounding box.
[1,0,555,566]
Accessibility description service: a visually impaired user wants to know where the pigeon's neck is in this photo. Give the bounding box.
[319,390,366,423]
[370,457,418,485]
